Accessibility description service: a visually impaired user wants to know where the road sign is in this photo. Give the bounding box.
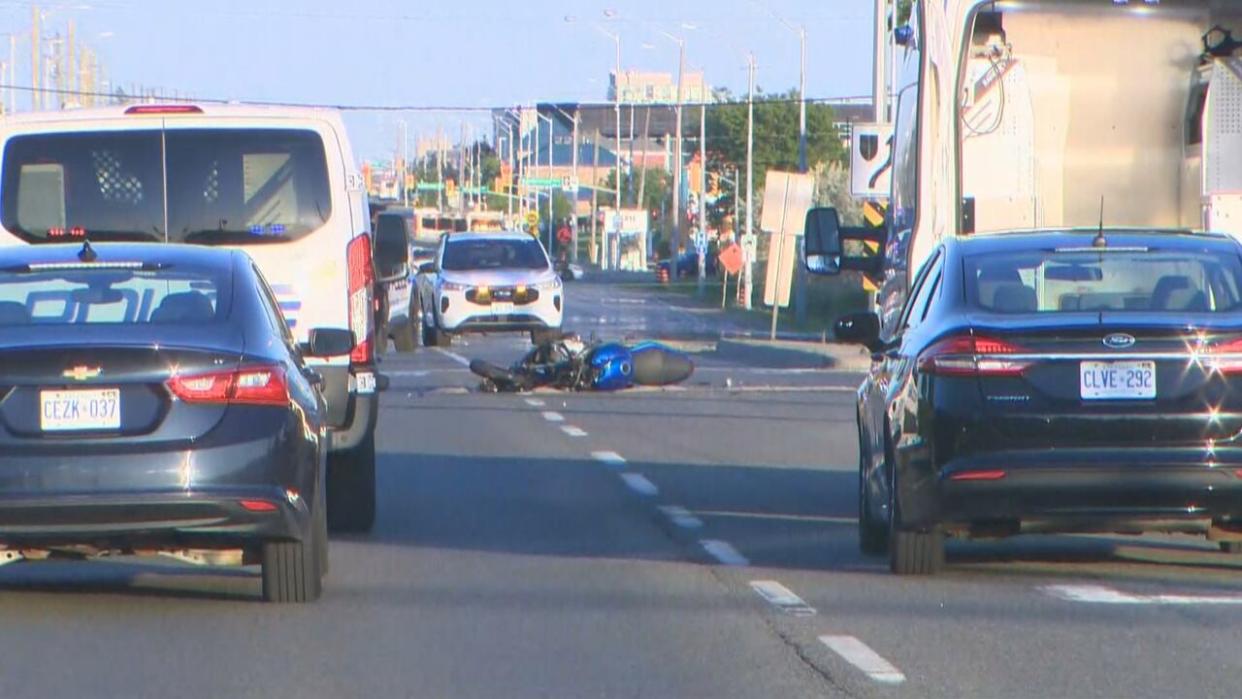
[415,182,444,192]
[526,210,539,228]
[851,123,894,200]
[760,171,815,312]
[718,242,744,275]
[522,177,561,188]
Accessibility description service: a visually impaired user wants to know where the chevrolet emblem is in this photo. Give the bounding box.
[62,365,102,381]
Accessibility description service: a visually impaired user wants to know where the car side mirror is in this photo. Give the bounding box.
[803,206,885,278]
[373,218,411,282]
[304,327,355,357]
[418,261,436,275]
[833,311,882,351]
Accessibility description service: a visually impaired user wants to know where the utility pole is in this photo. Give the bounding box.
[31,6,40,111]
[610,35,622,272]
[670,37,686,263]
[743,53,756,310]
[637,106,651,215]
[794,24,809,325]
[507,120,515,220]
[874,0,889,123]
[458,122,466,213]
[697,101,706,293]
[571,108,580,262]
[66,19,74,101]
[591,130,600,265]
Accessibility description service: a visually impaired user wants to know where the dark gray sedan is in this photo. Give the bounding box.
[0,242,351,602]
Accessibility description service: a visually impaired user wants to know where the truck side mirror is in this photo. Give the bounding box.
[804,207,885,278]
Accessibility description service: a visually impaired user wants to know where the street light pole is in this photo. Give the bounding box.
[671,36,685,270]
[611,32,621,271]
[697,100,706,293]
[798,26,807,173]
[743,53,756,310]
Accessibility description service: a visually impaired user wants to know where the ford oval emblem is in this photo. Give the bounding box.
[1103,333,1136,349]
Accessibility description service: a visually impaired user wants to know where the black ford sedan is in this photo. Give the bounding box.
[0,242,352,602]
[834,230,1242,574]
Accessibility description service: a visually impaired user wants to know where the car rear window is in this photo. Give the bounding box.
[0,263,230,325]
[442,238,549,271]
[965,248,1242,313]
[1,129,331,245]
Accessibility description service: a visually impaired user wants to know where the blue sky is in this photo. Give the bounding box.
[2,0,876,160]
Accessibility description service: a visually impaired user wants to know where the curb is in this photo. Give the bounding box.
[713,338,871,371]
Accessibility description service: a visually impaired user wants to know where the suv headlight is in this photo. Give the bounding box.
[441,280,469,292]
[533,277,562,291]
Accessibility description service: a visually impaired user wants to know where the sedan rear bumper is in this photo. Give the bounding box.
[0,488,309,548]
[898,447,1242,530]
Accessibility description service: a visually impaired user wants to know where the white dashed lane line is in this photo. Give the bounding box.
[432,347,472,367]
[541,411,565,423]
[1043,584,1242,605]
[699,539,750,567]
[658,505,704,529]
[524,398,546,407]
[561,425,588,437]
[591,451,627,468]
[819,635,906,685]
[620,473,659,496]
[749,580,816,617]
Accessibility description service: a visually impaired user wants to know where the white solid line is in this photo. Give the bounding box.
[541,411,565,423]
[658,505,704,529]
[749,580,816,616]
[699,539,750,567]
[524,398,546,407]
[819,636,906,685]
[1042,584,1242,606]
[620,473,659,496]
[561,425,588,437]
[591,451,627,467]
[432,347,472,367]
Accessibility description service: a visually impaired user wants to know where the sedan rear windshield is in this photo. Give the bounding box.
[0,264,230,325]
[965,248,1242,313]
[1,129,331,245]
[441,238,549,271]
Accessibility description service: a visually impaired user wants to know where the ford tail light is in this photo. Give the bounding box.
[167,365,289,406]
[346,234,374,364]
[1207,337,1242,375]
[917,334,1031,377]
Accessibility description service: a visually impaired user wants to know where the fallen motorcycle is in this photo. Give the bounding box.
[469,333,694,393]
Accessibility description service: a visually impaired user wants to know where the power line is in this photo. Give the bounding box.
[0,82,873,113]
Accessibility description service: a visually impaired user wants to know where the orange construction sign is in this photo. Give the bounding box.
[718,242,744,275]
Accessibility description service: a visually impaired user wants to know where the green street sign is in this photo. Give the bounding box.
[521,177,561,188]
[415,182,444,191]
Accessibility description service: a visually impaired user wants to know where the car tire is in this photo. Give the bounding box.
[326,431,376,533]
[858,426,887,556]
[314,476,329,578]
[261,527,323,603]
[393,319,417,352]
[1220,541,1242,554]
[886,443,944,575]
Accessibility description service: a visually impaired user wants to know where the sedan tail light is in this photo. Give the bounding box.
[167,365,289,406]
[918,334,1031,377]
[1206,338,1242,375]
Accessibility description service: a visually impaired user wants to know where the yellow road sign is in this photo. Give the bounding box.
[525,210,539,227]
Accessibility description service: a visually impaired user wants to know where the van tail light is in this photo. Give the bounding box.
[1207,338,1242,375]
[124,104,203,115]
[346,234,374,364]
[166,365,289,406]
[917,334,1031,377]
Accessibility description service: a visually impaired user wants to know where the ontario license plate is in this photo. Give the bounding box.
[1080,361,1156,400]
[491,302,514,315]
[40,389,121,431]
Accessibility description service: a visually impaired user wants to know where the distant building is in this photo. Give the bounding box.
[609,70,712,105]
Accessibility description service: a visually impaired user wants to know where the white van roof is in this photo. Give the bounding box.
[0,103,346,129]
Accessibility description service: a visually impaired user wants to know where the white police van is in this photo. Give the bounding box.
[0,103,400,532]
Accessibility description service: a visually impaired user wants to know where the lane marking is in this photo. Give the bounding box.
[1042,584,1242,606]
[432,347,472,367]
[591,451,627,467]
[561,425,588,437]
[524,398,546,407]
[541,411,565,423]
[691,510,856,525]
[820,636,906,685]
[658,505,704,529]
[749,580,817,617]
[699,539,750,567]
[620,473,659,496]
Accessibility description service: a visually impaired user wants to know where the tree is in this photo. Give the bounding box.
[897,0,913,25]
[704,90,847,198]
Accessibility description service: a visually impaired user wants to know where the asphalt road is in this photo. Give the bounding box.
[2,277,1242,698]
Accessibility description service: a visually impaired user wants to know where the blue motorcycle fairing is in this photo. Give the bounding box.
[586,342,634,391]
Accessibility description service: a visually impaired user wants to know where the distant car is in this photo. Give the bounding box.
[659,250,718,278]
[416,231,563,346]
[0,242,347,602]
[835,230,1242,575]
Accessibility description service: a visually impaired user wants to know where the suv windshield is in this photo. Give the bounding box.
[965,247,1242,313]
[441,238,549,271]
[0,129,331,244]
